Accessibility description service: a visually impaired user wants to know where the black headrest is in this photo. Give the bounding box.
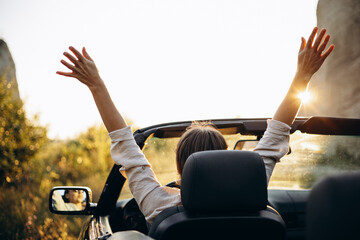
[306,171,360,240]
[181,150,268,214]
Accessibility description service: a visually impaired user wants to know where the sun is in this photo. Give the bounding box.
[298,91,311,104]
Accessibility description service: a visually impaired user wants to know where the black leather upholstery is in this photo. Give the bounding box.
[181,150,268,213]
[306,171,360,240]
[149,150,286,240]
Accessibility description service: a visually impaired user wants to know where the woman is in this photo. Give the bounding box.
[57,27,334,223]
[52,189,84,211]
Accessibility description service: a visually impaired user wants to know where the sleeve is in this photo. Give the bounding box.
[52,191,80,211]
[109,126,181,224]
[254,119,291,184]
[52,190,67,211]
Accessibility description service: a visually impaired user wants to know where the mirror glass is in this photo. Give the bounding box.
[50,188,89,212]
[234,140,259,150]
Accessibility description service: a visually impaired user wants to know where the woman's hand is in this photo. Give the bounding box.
[296,27,335,82]
[56,46,127,132]
[56,46,104,91]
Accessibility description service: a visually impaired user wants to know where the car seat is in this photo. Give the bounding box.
[148,150,286,240]
[306,171,360,240]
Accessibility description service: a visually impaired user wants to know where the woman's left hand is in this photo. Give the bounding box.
[56,46,104,91]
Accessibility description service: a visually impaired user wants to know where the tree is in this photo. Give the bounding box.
[0,75,47,186]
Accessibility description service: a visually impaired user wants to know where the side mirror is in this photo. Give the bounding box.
[49,186,96,215]
[234,139,259,150]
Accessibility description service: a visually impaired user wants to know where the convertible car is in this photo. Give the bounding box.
[49,116,360,240]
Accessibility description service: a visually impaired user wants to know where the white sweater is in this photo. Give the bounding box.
[109,119,291,224]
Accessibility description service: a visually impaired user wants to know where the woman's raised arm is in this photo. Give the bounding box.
[272,27,335,126]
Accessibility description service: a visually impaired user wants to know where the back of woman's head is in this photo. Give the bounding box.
[63,190,70,203]
[176,121,228,176]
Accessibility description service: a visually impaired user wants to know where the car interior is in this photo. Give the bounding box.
[50,117,360,239]
[114,117,360,239]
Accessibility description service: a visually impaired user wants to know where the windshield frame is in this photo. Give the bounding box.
[134,117,360,149]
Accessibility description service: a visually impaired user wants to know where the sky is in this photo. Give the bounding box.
[0,0,318,139]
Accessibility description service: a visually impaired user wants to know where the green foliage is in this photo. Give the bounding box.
[0,184,79,240]
[0,74,52,238]
[36,125,114,201]
[14,124,113,239]
[0,75,47,186]
[0,74,112,239]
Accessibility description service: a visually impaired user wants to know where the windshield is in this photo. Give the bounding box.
[118,131,360,199]
[270,132,360,189]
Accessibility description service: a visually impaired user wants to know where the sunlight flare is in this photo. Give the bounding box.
[298,91,311,104]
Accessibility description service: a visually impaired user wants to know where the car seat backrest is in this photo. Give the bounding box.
[306,171,360,240]
[149,150,286,240]
[181,150,268,213]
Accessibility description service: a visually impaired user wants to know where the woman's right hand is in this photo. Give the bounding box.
[56,46,104,91]
[272,27,334,126]
[295,27,335,83]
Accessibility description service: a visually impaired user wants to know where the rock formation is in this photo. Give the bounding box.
[300,0,360,118]
[0,39,20,100]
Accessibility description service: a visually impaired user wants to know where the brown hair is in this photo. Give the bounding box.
[176,121,228,176]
